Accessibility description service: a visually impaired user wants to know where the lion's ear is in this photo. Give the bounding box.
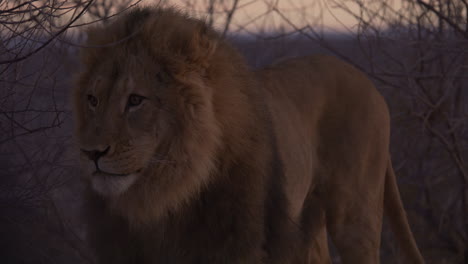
[144,12,219,73]
[181,22,218,70]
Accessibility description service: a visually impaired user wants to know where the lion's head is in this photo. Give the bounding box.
[73,8,253,224]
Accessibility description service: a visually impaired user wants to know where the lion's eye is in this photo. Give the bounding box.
[87,94,98,108]
[127,94,145,107]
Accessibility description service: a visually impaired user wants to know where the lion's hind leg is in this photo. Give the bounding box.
[297,191,332,264]
[324,172,386,264]
[306,225,331,264]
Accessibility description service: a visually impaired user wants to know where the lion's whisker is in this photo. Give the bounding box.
[148,157,176,164]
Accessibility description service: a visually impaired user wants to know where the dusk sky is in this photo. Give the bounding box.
[161,0,404,33]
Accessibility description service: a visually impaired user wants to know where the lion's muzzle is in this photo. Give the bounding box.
[80,145,140,196]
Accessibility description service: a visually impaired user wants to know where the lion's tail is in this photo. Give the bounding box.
[384,159,425,263]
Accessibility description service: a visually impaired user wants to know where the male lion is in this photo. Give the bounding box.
[74,7,424,264]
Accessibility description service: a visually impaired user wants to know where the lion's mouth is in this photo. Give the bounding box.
[92,168,142,177]
[89,169,140,197]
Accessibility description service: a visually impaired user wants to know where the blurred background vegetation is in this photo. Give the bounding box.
[0,0,466,263]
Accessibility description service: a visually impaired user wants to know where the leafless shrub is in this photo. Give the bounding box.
[320,1,467,262]
[179,1,467,262]
[0,1,142,263]
[2,0,465,263]
[269,0,467,262]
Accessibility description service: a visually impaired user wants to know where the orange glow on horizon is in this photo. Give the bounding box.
[151,0,404,34]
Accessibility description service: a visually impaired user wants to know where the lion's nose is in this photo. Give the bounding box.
[80,146,110,162]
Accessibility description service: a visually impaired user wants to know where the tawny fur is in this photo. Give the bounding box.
[74,7,424,264]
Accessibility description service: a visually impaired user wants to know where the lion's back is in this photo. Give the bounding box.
[256,55,391,220]
[257,55,380,112]
[257,54,389,147]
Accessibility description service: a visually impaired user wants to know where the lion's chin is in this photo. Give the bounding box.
[90,172,139,197]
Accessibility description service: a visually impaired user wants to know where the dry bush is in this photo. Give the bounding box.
[0,1,143,263]
[1,0,465,263]
[181,1,467,263]
[316,1,468,263]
